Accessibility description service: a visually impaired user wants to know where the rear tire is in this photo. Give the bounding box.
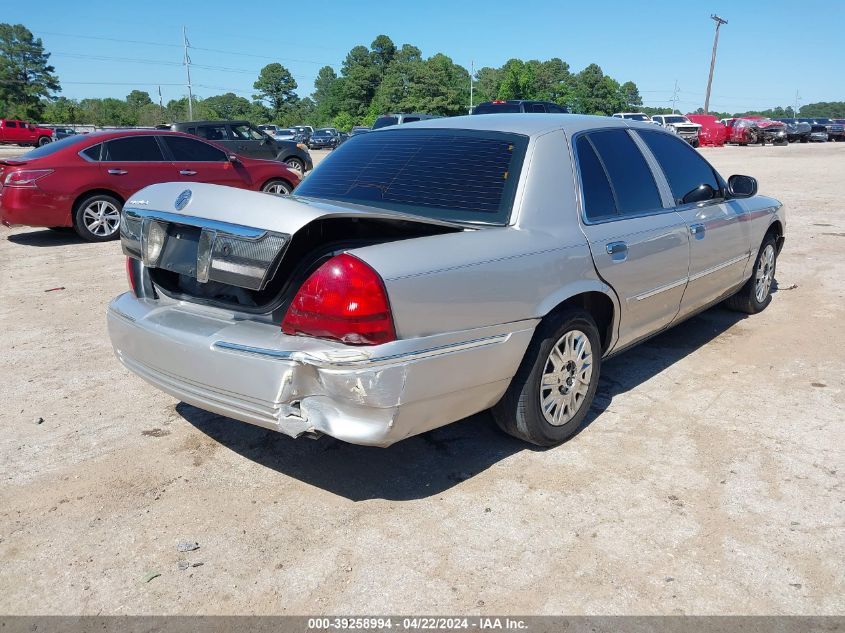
[261,178,293,196]
[724,235,778,314]
[492,308,601,447]
[73,193,122,242]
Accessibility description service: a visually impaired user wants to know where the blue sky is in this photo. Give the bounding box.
[25,0,844,113]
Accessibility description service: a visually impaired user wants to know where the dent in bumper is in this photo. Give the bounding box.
[107,294,534,446]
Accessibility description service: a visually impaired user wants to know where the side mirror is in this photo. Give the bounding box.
[228,153,241,164]
[682,183,716,205]
[727,174,757,198]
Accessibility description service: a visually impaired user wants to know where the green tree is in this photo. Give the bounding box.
[0,23,60,119]
[472,66,500,104]
[620,81,642,110]
[534,58,574,106]
[253,63,298,118]
[410,53,469,116]
[372,44,423,114]
[498,59,534,100]
[42,96,80,123]
[574,64,623,115]
[203,92,253,120]
[332,111,354,132]
[313,65,341,123]
[339,45,380,118]
[126,90,152,110]
[370,35,396,71]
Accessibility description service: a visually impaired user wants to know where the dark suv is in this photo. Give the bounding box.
[471,100,570,114]
[169,120,313,173]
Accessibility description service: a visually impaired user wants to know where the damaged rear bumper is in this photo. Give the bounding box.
[107,293,535,446]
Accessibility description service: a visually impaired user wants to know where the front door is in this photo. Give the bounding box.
[574,129,690,349]
[635,129,752,320]
[228,123,276,160]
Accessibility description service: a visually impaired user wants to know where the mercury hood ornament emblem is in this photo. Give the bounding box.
[174,189,192,211]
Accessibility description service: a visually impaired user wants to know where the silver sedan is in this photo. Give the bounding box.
[108,114,784,447]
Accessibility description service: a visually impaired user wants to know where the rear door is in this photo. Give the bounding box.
[100,135,177,198]
[636,129,751,319]
[160,135,251,189]
[574,129,690,349]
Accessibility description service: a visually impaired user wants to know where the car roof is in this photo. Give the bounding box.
[393,113,652,137]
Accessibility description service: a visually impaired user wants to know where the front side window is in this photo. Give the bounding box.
[585,129,661,216]
[639,130,720,205]
[6,121,17,128]
[163,136,227,162]
[529,103,546,113]
[295,129,528,224]
[401,117,420,124]
[104,136,165,161]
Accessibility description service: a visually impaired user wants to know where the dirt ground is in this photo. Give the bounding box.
[0,142,842,616]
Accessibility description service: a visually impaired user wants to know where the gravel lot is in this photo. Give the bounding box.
[0,141,842,615]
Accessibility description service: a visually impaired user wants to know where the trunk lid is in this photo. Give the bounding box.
[122,182,465,311]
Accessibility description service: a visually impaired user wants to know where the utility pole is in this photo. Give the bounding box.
[158,85,164,120]
[703,14,727,114]
[182,26,193,121]
[469,60,474,113]
[671,80,679,114]
[794,90,801,117]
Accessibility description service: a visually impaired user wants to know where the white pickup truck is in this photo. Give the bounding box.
[651,114,702,147]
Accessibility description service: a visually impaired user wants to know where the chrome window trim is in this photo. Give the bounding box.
[212,333,512,369]
[570,128,678,227]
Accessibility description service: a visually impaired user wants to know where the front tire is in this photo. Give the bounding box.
[73,193,122,242]
[493,309,602,446]
[261,178,293,196]
[37,136,51,147]
[724,235,778,314]
[284,157,305,174]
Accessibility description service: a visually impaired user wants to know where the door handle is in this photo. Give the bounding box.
[690,223,706,238]
[606,241,628,261]
[179,170,197,176]
[107,169,128,175]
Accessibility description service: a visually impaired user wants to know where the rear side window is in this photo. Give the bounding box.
[104,136,165,161]
[295,129,528,224]
[163,136,227,162]
[401,117,420,124]
[575,136,616,222]
[6,121,17,128]
[638,130,720,205]
[586,129,661,216]
[80,143,102,161]
[195,125,227,141]
[529,103,546,113]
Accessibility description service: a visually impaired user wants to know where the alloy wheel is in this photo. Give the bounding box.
[82,200,121,237]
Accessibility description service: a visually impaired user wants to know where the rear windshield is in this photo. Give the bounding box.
[294,128,529,225]
[372,116,399,129]
[473,103,522,114]
[624,114,650,121]
[17,134,92,160]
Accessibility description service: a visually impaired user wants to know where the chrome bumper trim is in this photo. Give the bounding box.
[212,333,512,368]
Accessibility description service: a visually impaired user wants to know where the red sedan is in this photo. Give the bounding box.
[0,130,300,241]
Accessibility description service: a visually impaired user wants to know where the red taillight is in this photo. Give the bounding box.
[126,257,138,294]
[281,253,396,346]
[3,169,53,188]
[492,100,506,104]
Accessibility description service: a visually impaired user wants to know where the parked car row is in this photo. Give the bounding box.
[0,119,54,147]
[0,129,300,241]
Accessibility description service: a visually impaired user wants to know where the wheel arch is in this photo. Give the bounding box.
[765,219,785,255]
[73,188,125,212]
[536,285,618,355]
